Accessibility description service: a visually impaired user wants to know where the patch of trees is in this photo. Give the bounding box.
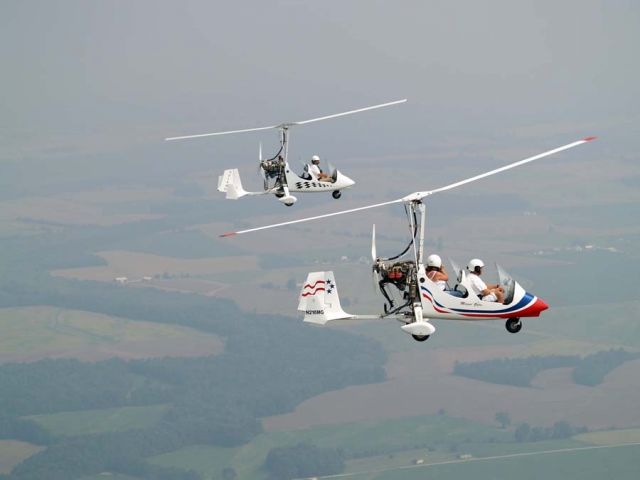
[264,443,345,479]
[453,355,577,387]
[572,349,639,386]
[453,349,640,387]
[0,416,52,446]
[514,421,587,443]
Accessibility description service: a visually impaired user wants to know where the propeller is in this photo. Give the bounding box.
[371,223,377,262]
[371,224,381,293]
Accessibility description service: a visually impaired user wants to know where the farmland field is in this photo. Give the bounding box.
[26,404,168,437]
[0,440,44,474]
[0,306,223,363]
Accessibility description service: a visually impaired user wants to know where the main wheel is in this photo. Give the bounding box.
[412,334,430,342]
[284,201,294,207]
[275,192,285,198]
[332,190,342,199]
[505,317,522,334]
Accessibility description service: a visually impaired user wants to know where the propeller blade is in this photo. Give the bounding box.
[293,99,407,126]
[220,137,595,237]
[259,142,263,162]
[372,267,380,294]
[371,224,377,262]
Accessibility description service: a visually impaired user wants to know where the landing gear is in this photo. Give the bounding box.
[332,190,342,199]
[412,334,430,342]
[505,317,522,334]
[275,191,285,198]
[284,201,294,207]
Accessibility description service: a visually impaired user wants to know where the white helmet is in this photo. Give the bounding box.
[311,155,320,163]
[467,258,485,272]
[426,254,442,268]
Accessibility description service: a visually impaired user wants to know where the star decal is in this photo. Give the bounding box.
[326,278,335,294]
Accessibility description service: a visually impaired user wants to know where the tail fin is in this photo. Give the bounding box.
[298,271,353,325]
[217,169,248,199]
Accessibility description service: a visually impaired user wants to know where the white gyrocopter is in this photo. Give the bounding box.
[221,136,596,341]
[165,99,406,206]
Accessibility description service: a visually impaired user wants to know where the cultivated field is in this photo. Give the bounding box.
[26,405,168,437]
[0,440,44,475]
[0,306,223,363]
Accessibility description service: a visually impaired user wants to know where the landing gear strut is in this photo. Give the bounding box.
[505,317,522,334]
[332,190,342,199]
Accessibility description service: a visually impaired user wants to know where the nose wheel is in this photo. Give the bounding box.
[505,317,522,334]
[332,190,342,199]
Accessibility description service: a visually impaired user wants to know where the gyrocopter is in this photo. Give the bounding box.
[165,99,406,206]
[221,136,596,341]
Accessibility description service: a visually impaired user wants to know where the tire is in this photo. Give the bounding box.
[412,334,430,342]
[505,318,522,334]
[275,192,285,198]
[285,202,294,207]
[332,190,342,199]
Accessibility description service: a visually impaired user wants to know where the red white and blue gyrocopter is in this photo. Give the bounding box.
[221,137,596,342]
[165,99,406,207]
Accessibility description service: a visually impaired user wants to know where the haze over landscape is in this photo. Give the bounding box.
[1,1,639,479]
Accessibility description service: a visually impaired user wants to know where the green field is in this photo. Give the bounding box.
[574,428,640,445]
[26,404,169,437]
[149,415,511,480]
[350,443,640,480]
[0,306,223,362]
[0,440,44,474]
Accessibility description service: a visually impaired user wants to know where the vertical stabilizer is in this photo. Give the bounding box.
[298,271,353,324]
[217,169,248,199]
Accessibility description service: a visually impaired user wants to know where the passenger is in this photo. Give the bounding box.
[308,155,333,182]
[467,258,505,303]
[426,254,464,297]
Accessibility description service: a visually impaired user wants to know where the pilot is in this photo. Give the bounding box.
[467,258,505,303]
[308,155,333,182]
[426,254,464,297]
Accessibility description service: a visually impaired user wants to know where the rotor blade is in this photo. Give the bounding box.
[220,136,595,238]
[371,224,377,261]
[165,125,278,141]
[292,99,407,126]
[220,199,403,237]
[404,137,596,202]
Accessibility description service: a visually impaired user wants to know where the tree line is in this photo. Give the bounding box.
[453,349,639,387]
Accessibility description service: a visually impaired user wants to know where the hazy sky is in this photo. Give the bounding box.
[1,0,639,165]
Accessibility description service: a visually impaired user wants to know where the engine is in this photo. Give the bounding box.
[377,260,418,309]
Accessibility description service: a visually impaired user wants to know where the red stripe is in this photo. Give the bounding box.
[303,280,326,290]
[302,288,325,297]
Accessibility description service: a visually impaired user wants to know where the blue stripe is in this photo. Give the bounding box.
[421,286,534,314]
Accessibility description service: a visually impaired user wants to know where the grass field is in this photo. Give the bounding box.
[52,250,259,282]
[346,443,640,480]
[26,404,168,437]
[574,428,640,445]
[0,306,223,362]
[0,440,44,474]
[149,415,510,480]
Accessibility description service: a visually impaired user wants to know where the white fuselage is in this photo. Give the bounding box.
[283,162,355,193]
